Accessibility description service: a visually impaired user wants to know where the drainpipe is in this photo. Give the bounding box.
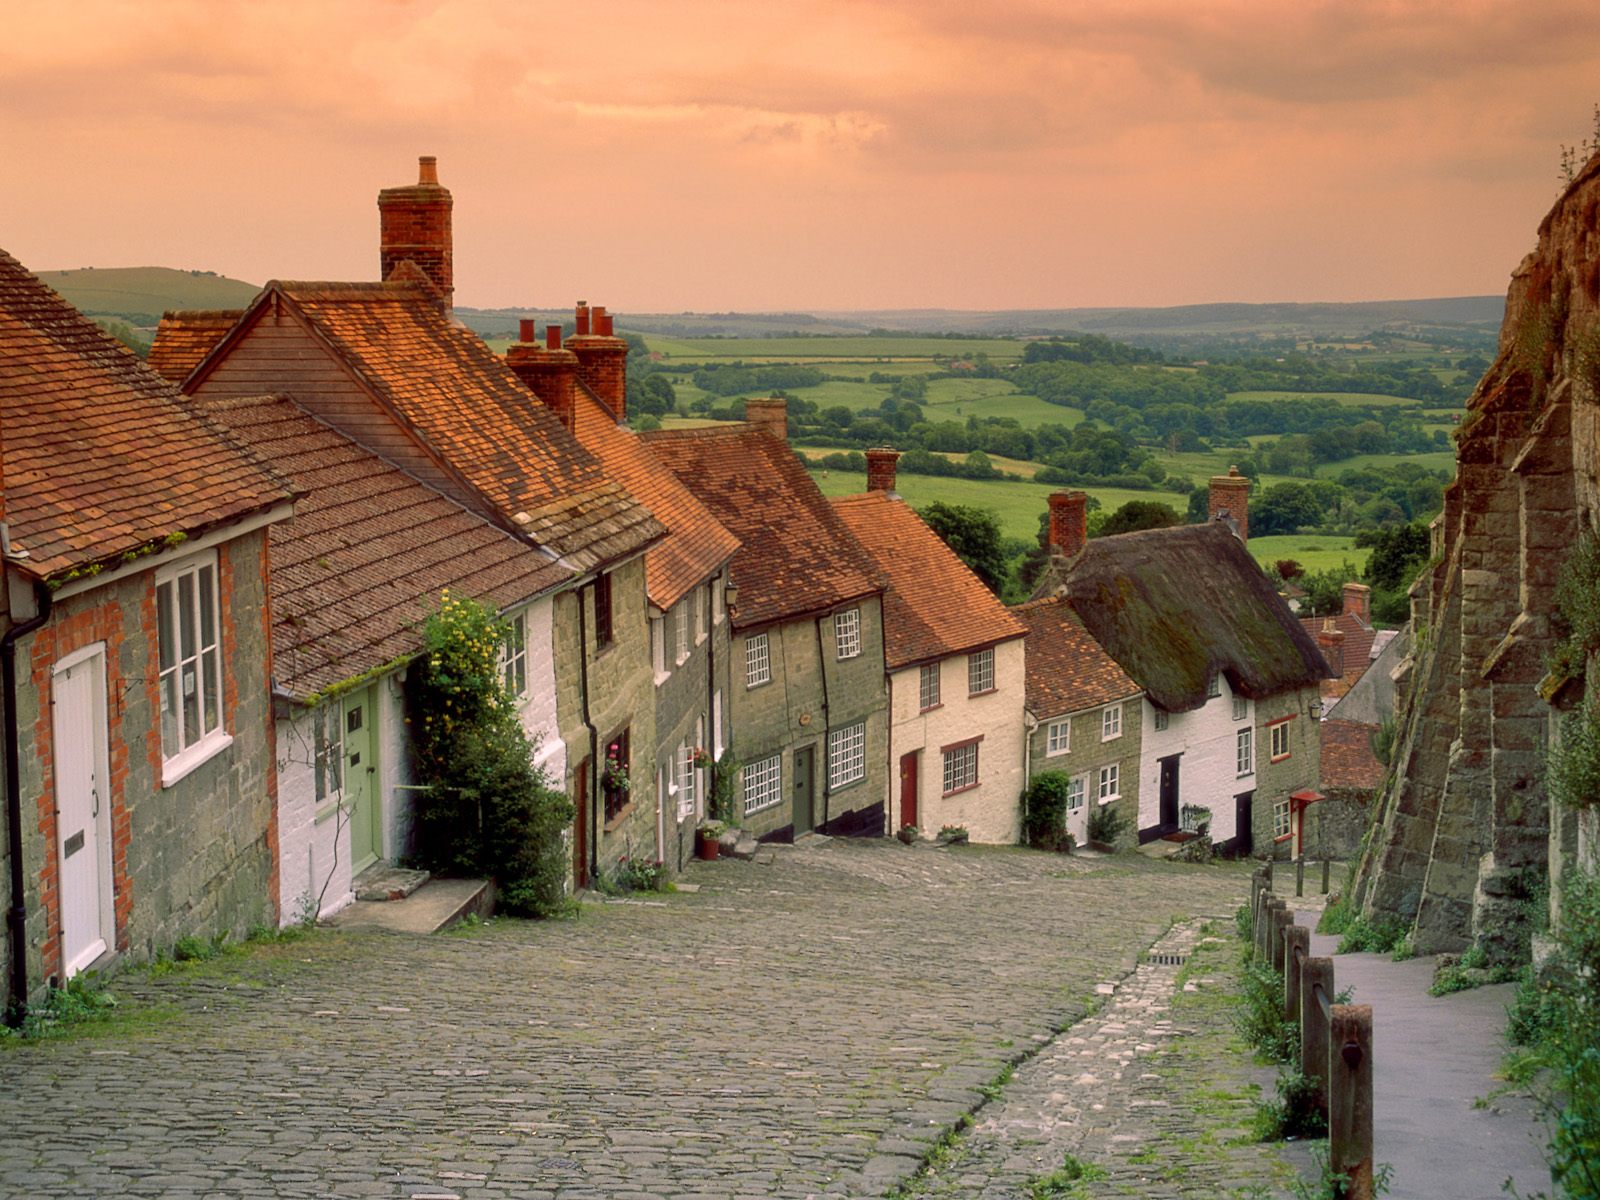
[813,615,831,831]
[4,578,52,1026]
[575,583,599,885]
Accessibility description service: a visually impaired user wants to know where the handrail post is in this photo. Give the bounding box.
[1301,957,1334,1118]
[1284,925,1309,1023]
[1271,904,1292,975]
[1321,857,1331,895]
[1330,1003,1374,1200]
[1296,853,1305,898]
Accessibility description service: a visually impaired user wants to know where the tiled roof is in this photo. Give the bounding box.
[148,309,245,383]
[570,385,737,609]
[0,249,291,580]
[230,279,663,572]
[641,424,880,628]
[831,491,1025,670]
[204,393,573,700]
[1011,595,1141,717]
[1299,611,1378,698]
[1050,522,1331,711]
[1321,719,1385,791]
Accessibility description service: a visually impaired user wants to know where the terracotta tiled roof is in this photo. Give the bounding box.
[1048,523,1331,711]
[831,491,1025,670]
[1299,611,1378,698]
[641,424,880,628]
[1321,719,1385,791]
[213,279,664,572]
[1011,595,1141,717]
[204,393,573,700]
[148,309,245,383]
[0,249,291,580]
[570,385,737,609]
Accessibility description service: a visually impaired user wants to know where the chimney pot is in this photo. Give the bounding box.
[744,397,789,442]
[1208,465,1251,542]
[379,156,453,312]
[865,447,900,493]
[1317,623,1346,679]
[575,302,591,335]
[418,155,438,185]
[546,323,562,350]
[518,318,536,343]
[1047,491,1089,560]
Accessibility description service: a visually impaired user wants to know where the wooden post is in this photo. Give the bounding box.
[1301,956,1334,1118]
[1322,857,1331,895]
[1330,1004,1375,1200]
[1272,904,1292,975]
[1266,857,1275,889]
[1296,854,1305,897]
[1284,925,1309,1023]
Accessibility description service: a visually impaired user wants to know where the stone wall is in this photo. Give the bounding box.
[1027,698,1142,849]
[1354,155,1600,958]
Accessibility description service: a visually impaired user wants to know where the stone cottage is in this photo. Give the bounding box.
[832,449,1028,843]
[0,249,293,1015]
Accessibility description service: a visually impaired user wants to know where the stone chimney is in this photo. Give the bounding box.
[1317,619,1345,679]
[1342,582,1371,625]
[1208,465,1250,542]
[1047,491,1088,559]
[506,321,580,433]
[566,301,628,421]
[378,155,453,312]
[866,447,900,493]
[744,397,788,441]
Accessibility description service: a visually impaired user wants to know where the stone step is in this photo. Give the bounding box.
[328,878,492,934]
[352,862,431,902]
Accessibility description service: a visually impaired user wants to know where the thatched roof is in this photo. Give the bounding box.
[1053,522,1331,712]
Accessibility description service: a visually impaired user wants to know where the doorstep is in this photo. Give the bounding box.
[327,878,493,934]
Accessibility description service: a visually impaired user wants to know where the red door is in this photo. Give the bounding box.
[572,759,590,890]
[900,751,919,831]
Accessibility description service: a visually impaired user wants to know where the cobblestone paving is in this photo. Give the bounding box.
[0,840,1259,1199]
[913,919,1292,1198]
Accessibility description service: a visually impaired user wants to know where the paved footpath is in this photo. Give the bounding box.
[0,841,1259,1200]
[1284,907,1551,1200]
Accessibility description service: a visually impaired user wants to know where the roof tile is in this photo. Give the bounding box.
[1011,595,1141,716]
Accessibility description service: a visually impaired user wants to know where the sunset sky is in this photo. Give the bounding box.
[5,0,1600,312]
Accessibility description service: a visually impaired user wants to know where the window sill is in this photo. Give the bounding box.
[919,702,944,715]
[968,687,997,699]
[1100,733,1121,743]
[1274,832,1293,844]
[1045,747,1070,757]
[314,800,344,825]
[838,652,861,663]
[1237,771,1255,780]
[746,678,771,691]
[1098,794,1120,806]
[942,781,980,798]
[830,776,865,794]
[162,731,233,788]
[603,801,635,834]
[1270,753,1291,764]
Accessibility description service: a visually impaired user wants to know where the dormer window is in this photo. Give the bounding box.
[1207,673,1222,699]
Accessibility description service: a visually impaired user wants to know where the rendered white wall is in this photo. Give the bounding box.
[275,706,355,926]
[1139,677,1255,844]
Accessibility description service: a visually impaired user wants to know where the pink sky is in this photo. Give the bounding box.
[5,0,1599,311]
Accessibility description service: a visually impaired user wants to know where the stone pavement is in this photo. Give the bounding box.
[0,840,1258,1199]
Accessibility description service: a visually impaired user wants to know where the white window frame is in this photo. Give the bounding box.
[1153,708,1170,732]
[313,701,344,814]
[1274,796,1292,840]
[651,614,668,684]
[829,721,866,789]
[1208,673,1223,699]
[1270,719,1292,761]
[742,753,783,815]
[1101,704,1122,741]
[1067,774,1087,812]
[712,689,724,758]
[1097,763,1120,804]
[677,741,696,818]
[919,662,941,711]
[1232,694,1248,721]
[156,550,231,783]
[1237,726,1255,777]
[835,608,861,661]
[674,600,690,666]
[713,577,726,625]
[746,632,771,688]
[941,741,979,795]
[968,647,995,695]
[1046,719,1071,756]
[695,586,708,645]
[500,609,529,698]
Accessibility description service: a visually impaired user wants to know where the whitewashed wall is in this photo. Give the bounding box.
[1139,677,1255,844]
[516,596,567,786]
[275,705,356,926]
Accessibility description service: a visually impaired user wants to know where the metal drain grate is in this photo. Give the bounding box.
[1149,952,1187,966]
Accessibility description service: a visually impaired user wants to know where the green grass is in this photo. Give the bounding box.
[1226,389,1420,408]
[1316,450,1457,477]
[1247,535,1366,575]
[643,334,1026,362]
[35,266,260,323]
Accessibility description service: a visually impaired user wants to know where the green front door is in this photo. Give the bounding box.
[792,745,814,836]
[343,687,380,869]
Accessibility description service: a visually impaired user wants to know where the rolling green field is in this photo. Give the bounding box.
[36,266,260,323]
[1316,450,1457,476]
[645,334,1027,363]
[1246,535,1366,576]
[1226,389,1419,408]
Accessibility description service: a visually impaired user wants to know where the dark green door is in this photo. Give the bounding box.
[792,746,814,836]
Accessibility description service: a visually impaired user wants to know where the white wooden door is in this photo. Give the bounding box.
[53,645,113,976]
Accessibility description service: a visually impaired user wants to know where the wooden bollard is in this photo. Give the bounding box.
[1322,857,1331,895]
[1284,925,1309,1022]
[1301,956,1334,1118]
[1330,1003,1375,1200]
[1257,895,1276,962]
[1296,854,1305,898]
[1272,905,1292,975]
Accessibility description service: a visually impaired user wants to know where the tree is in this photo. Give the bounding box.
[628,372,676,417]
[919,502,1009,596]
[1359,522,1430,592]
[1096,500,1182,538]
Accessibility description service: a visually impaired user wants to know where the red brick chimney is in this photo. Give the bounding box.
[866,447,900,493]
[1047,491,1088,559]
[1208,465,1250,542]
[1342,582,1372,625]
[378,155,453,312]
[567,301,628,421]
[1317,619,1345,679]
[744,397,788,441]
[506,322,580,433]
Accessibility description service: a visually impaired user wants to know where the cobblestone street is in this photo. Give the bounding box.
[0,840,1263,1199]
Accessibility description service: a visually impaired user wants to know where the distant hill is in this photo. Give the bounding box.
[35,266,261,326]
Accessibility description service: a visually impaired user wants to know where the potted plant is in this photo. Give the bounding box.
[601,752,631,797]
[696,819,726,861]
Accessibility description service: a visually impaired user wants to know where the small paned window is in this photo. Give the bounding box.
[1271,720,1292,760]
[674,601,690,665]
[743,754,783,815]
[1237,727,1254,776]
[500,610,529,697]
[1097,763,1119,802]
[1207,673,1222,699]
[594,572,614,647]
[678,741,696,817]
[919,663,941,711]
[835,608,861,660]
[1046,720,1071,755]
[1232,695,1248,721]
[313,703,343,805]
[1101,704,1122,741]
[1067,775,1086,811]
[602,727,631,822]
[942,742,979,795]
[829,722,866,789]
[968,648,995,695]
[746,632,771,687]
[651,615,666,679]
[156,552,225,766]
[1153,708,1170,732]
[1274,797,1292,839]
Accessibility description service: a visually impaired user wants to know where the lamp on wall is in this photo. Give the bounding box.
[724,580,739,615]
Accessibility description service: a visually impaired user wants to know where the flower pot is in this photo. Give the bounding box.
[696,831,720,861]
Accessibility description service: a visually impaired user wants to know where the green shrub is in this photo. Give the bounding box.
[1549,704,1600,813]
[1335,913,1409,955]
[1021,772,1073,852]
[708,750,741,825]
[1316,895,1353,936]
[1254,1069,1327,1142]
[0,976,117,1040]
[1029,1154,1107,1198]
[597,856,669,896]
[1087,801,1130,846]
[407,591,575,918]
[1234,960,1298,1064]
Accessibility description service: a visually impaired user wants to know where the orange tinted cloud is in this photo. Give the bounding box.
[4,0,1597,310]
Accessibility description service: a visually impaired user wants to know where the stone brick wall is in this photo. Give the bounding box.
[1254,688,1323,858]
[4,531,276,1000]
[1027,699,1142,849]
